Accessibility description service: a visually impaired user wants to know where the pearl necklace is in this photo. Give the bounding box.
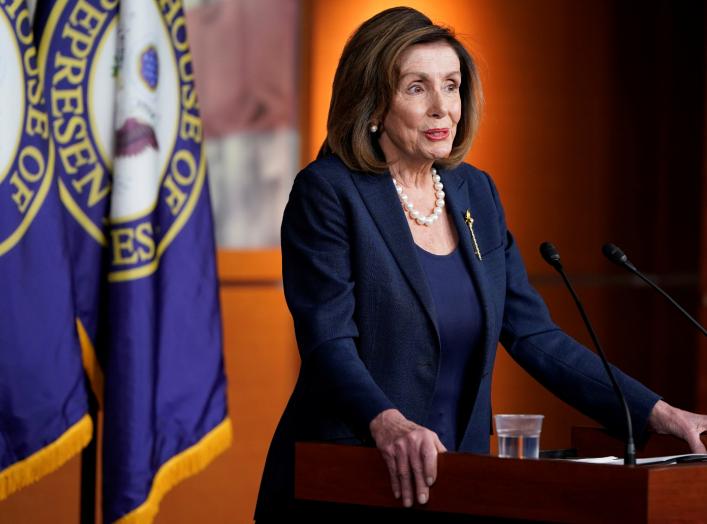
[392,167,445,226]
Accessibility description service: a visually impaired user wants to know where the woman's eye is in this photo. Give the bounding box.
[445,82,459,92]
[407,84,424,94]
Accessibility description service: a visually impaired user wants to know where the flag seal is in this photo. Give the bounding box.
[0,2,53,257]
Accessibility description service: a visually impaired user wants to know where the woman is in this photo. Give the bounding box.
[256,6,707,520]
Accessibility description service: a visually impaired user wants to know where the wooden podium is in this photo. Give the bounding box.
[295,431,707,523]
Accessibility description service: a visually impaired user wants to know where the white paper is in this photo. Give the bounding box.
[572,454,707,465]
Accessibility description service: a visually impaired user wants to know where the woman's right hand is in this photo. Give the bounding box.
[369,408,447,508]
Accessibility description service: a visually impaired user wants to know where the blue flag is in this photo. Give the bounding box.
[0,0,91,500]
[34,0,115,403]
[36,0,231,521]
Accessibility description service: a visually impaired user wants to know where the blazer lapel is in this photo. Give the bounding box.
[441,169,495,366]
[351,171,439,338]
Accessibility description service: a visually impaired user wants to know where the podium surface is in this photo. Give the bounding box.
[295,440,707,523]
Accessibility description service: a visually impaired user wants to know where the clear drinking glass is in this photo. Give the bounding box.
[494,414,544,459]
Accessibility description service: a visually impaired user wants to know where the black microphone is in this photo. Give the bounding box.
[602,243,706,337]
[539,242,636,465]
[539,241,562,270]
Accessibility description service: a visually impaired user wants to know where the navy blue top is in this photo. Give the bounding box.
[415,244,483,450]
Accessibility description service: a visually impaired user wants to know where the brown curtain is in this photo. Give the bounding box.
[603,0,705,411]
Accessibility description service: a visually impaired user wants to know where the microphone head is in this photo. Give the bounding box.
[539,242,562,269]
[602,242,629,266]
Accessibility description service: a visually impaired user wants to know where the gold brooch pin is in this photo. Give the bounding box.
[464,209,482,261]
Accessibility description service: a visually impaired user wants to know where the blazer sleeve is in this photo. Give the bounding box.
[483,173,661,439]
[281,167,395,433]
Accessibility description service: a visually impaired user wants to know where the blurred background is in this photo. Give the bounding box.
[3,0,706,522]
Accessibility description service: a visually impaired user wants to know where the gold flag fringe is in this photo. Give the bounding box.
[77,318,105,407]
[0,414,93,501]
[115,417,233,524]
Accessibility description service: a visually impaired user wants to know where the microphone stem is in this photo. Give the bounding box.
[556,267,637,465]
[625,265,707,337]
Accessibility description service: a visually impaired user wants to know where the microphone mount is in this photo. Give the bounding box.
[540,242,637,465]
[602,243,706,337]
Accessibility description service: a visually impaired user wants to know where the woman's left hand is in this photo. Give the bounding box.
[648,400,707,453]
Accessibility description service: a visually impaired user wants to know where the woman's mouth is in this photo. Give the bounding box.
[424,128,450,141]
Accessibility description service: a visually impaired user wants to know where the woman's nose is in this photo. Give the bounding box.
[428,88,447,118]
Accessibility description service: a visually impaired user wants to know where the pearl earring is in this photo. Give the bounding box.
[370,124,378,133]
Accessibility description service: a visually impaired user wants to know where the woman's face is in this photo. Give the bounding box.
[379,42,462,170]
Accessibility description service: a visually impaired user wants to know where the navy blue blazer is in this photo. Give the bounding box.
[255,154,660,518]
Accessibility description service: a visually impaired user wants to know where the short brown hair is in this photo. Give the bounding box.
[319,7,483,173]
